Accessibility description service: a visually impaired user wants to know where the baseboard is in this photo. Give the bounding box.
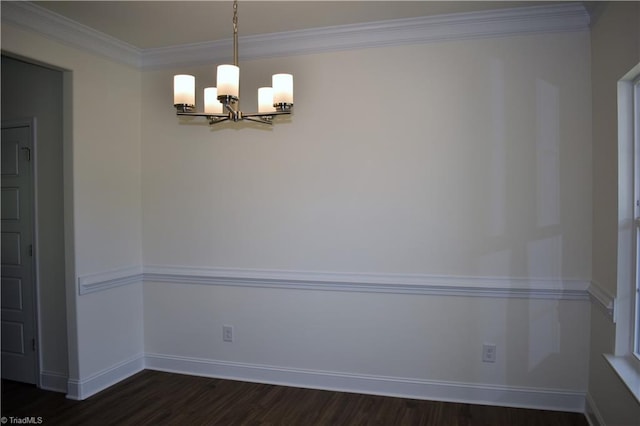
[585,393,605,426]
[66,354,144,400]
[144,353,586,413]
[40,370,68,393]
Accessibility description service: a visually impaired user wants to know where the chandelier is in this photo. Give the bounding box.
[173,0,294,125]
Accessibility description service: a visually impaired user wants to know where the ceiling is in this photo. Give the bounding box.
[31,1,578,49]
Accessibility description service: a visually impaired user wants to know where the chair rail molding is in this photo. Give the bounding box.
[77,264,591,300]
[142,264,590,301]
[588,280,615,320]
[77,265,143,295]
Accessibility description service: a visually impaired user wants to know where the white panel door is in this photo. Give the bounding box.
[1,124,37,384]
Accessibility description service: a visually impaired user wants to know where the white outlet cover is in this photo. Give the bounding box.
[482,344,496,363]
[223,325,233,342]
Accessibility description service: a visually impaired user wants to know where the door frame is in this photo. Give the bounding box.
[2,117,41,386]
[2,52,76,393]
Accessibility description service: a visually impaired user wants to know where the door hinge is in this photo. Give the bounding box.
[29,245,33,257]
[21,147,31,161]
[32,338,36,352]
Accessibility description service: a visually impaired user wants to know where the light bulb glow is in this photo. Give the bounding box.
[217,65,239,98]
[174,74,195,105]
[204,87,223,113]
[258,87,276,113]
[272,73,293,105]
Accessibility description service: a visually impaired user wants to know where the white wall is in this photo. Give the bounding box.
[142,34,591,278]
[1,1,596,408]
[1,21,144,396]
[144,283,589,406]
[589,2,640,425]
[142,30,592,409]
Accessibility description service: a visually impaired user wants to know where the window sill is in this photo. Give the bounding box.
[604,354,640,404]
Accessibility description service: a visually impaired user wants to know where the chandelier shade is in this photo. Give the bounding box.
[204,88,223,114]
[273,74,294,105]
[173,75,195,107]
[216,64,240,99]
[258,87,276,113]
[172,0,293,126]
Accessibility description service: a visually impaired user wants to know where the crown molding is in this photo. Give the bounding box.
[1,1,141,68]
[142,2,590,69]
[3,2,589,70]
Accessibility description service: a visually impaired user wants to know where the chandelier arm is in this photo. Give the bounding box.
[242,111,292,118]
[177,111,290,119]
[244,116,274,125]
[223,102,237,114]
[209,117,230,125]
[176,112,228,118]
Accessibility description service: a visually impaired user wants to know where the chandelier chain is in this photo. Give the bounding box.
[233,0,238,34]
[233,0,238,66]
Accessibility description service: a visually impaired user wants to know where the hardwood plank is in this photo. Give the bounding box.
[1,370,588,425]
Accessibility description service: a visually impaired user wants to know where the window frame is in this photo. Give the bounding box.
[634,76,640,360]
[607,63,640,404]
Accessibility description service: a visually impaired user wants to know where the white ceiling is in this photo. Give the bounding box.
[32,1,572,49]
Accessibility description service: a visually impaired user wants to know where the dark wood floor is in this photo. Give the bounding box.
[2,370,588,425]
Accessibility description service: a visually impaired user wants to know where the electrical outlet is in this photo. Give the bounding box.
[223,325,233,342]
[482,344,496,363]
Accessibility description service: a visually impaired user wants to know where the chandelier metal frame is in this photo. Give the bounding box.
[173,0,293,125]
